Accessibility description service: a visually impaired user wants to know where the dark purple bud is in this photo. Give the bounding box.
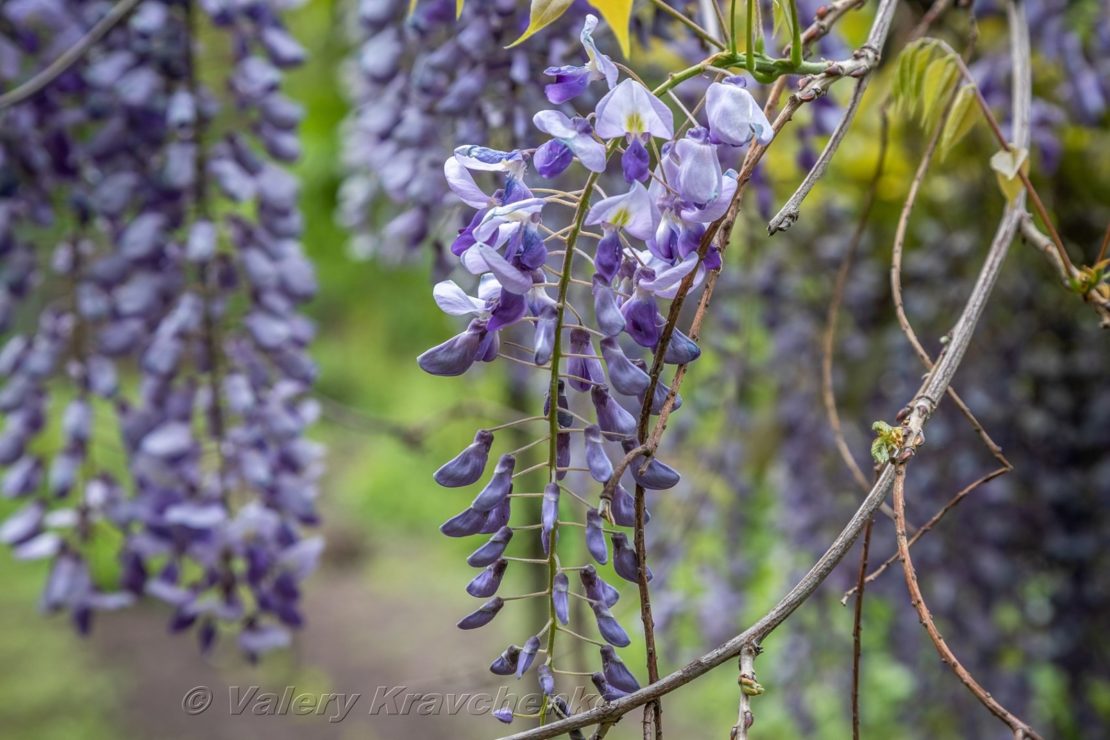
[663,328,701,364]
[544,65,591,104]
[541,482,559,556]
[516,228,548,273]
[493,706,514,724]
[457,597,504,629]
[623,441,680,490]
[580,565,620,608]
[468,526,512,567]
[592,276,626,337]
[591,603,631,647]
[567,328,602,392]
[417,321,484,376]
[621,296,661,348]
[198,619,217,654]
[599,337,650,397]
[621,136,650,183]
[544,380,572,427]
[480,497,511,534]
[595,232,622,285]
[533,139,574,179]
[538,664,556,696]
[553,571,570,625]
[586,508,608,564]
[611,485,647,527]
[490,644,522,675]
[612,532,652,583]
[471,454,515,512]
[584,425,613,483]
[440,506,487,538]
[434,429,495,487]
[516,635,540,677]
[533,305,557,365]
[590,386,637,438]
[601,645,641,693]
[555,431,570,481]
[466,559,508,598]
[556,381,572,427]
[592,672,629,702]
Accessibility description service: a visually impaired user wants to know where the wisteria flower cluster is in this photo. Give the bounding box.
[0,0,321,657]
[418,13,775,723]
[338,0,591,262]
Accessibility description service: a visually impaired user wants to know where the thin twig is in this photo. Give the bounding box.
[842,465,1010,600]
[819,105,900,523]
[850,515,873,740]
[0,0,144,111]
[891,466,1042,740]
[1020,216,1110,328]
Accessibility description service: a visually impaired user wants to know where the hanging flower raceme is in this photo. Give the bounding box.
[414,11,792,727]
[0,0,321,658]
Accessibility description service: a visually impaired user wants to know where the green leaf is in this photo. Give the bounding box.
[509,0,576,49]
[989,147,1029,203]
[920,57,959,132]
[587,0,634,57]
[871,438,890,465]
[939,84,979,158]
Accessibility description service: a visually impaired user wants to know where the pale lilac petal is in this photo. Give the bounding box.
[433,280,485,316]
[475,245,533,295]
[594,80,673,140]
[444,158,491,208]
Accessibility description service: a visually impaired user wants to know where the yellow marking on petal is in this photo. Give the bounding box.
[611,208,630,228]
[625,112,644,134]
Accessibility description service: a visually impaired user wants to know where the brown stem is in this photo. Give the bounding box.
[843,465,1010,600]
[891,466,1042,740]
[888,68,1012,471]
[850,515,873,740]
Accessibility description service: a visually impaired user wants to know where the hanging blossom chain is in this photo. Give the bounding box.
[0,0,322,658]
[417,11,825,729]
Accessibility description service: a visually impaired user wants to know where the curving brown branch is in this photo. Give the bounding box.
[891,466,1042,740]
[850,515,873,740]
[842,464,1011,601]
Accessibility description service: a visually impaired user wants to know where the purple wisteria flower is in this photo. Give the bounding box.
[543,14,619,104]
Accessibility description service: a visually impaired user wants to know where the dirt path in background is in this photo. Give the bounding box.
[89,555,509,740]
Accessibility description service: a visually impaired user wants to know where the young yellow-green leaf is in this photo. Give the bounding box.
[939,84,979,158]
[509,0,576,49]
[587,0,634,57]
[989,147,1029,204]
[920,57,959,132]
[893,39,940,119]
